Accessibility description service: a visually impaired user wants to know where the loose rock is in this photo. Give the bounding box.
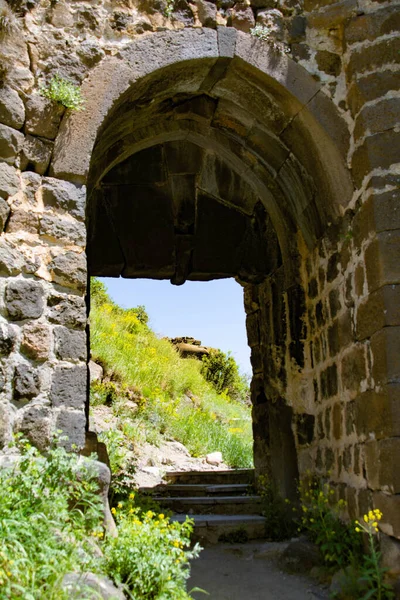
[62,572,125,600]
[206,451,223,465]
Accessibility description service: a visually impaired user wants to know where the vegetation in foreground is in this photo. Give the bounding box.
[90,278,253,473]
[256,473,394,599]
[0,436,200,599]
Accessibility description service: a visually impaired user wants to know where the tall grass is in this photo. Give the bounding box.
[90,282,253,469]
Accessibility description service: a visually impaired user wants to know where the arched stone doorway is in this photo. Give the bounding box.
[1,26,399,546]
[56,28,352,502]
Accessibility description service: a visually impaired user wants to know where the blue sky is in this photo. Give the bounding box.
[100,277,252,375]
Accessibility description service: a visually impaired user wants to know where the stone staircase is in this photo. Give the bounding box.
[140,469,267,544]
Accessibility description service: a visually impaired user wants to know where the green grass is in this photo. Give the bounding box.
[90,281,253,469]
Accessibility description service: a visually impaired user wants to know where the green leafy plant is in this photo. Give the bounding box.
[201,349,249,403]
[164,0,175,18]
[298,477,363,569]
[0,435,104,599]
[40,75,84,111]
[250,24,272,41]
[104,497,202,599]
[355,510,394,600]
[257,475,297,541]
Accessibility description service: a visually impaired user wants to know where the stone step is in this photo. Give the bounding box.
[165,469,255,486]
[171,514,267,544]
[140,483,251,497]
[153,495,263,515]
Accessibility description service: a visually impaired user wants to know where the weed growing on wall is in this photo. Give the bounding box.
[40,74,84,110]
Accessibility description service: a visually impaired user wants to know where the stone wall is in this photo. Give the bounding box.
[0,0,399,563]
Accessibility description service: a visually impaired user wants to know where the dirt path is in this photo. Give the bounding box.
[189,543,330,600]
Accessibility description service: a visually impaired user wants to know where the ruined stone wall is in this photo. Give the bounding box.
[0,0,399,554]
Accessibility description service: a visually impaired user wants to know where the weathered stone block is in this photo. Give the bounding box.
[54,326,87,361]
[0,123,24,164]
[0,162,19,199]
[315,50,341,77]
[0,239,26,276]
[194,0,217,28]
[0,322,15,356]
[332,401,342,440]
[341,345,367,396]
[21,171,41,205]
[5,279,44,321]
[21,323,51,361]
[379,439,400,494]
[0,86,25,130]
[354,98,400,143]
[320,363,338,399]
[48,293,87,329]
[61,572,125,600]
[357,285,400,340]
[365,231,400,293]
[371,326,400,386]
[25,94,65,140]
[329,288,341,319]
[51,365,86,409]
[229,3,255,32]
[7,209,39,234]
[373,492,400,539]
[347,37,400,82]
[16,404,52,451]
[347,71,400,118]
[20,135,53,175]
[40,214,86,246]
[345,6,400,45]
[351,130,400,189]
[42,177,85,221]
[354,190,400,249]
[356,386,400,441]
[49,251,87,291]
[13,363,40,400]
[56,409,86,449]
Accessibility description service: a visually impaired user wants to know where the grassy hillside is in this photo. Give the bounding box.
[90,280,253,469]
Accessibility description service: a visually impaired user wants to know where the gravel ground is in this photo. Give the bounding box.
[189,543,330,600]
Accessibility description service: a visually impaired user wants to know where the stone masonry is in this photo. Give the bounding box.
[0,0,399,570]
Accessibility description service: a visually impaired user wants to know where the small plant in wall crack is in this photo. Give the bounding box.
[250,24,290,54]
[40,74,84,111]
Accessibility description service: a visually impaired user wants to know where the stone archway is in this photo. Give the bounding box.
[1,23,399,552]
[46,28,353,500]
